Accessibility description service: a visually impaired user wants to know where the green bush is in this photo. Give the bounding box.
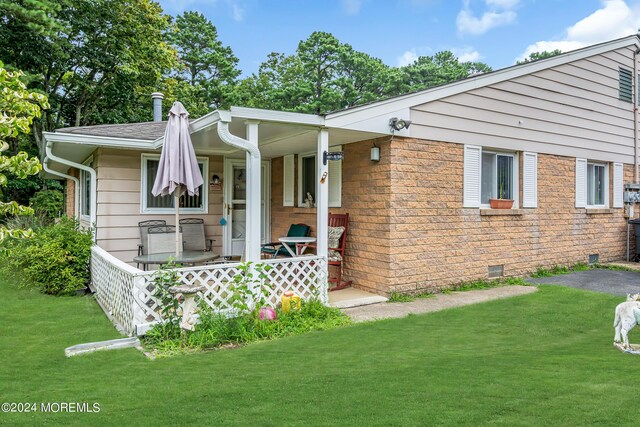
[29,189,64,224]
[1,217,93,295]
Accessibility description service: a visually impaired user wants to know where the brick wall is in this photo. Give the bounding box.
[270,137,393,293]
[65,169,79,218]
[271,136,638,296]
[387,137,637,294]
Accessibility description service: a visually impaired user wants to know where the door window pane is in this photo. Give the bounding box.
[232,203,246,239]
[233,167,246,200]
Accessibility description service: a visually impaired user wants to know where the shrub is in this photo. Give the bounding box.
[1,217,93,295]
[29,189,64,224]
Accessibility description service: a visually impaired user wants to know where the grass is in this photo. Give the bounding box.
[2,272,640,426]
[144,301,351,357]
[388,277,529,302]
[530,261,640,278]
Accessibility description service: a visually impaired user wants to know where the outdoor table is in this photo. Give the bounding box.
[133,251,220,271]
[278,236,317,257]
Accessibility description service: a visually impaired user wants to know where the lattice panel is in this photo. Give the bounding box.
[91,247,140,335]
[262,256,328,305]
[90,250,329,335]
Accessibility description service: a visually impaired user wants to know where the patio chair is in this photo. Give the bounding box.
[261,223,311,258]
[138,219,167,256]
[307,213,352,290]
[179,218,214,252]
[147,225,183,254]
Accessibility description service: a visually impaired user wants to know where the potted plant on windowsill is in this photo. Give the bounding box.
[489,182,514,209]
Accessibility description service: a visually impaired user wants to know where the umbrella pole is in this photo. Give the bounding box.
[175,193,180,256]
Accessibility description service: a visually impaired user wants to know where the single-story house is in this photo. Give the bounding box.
[44,34,640,298]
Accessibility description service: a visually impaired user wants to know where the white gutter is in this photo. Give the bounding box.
[42,157,80,221]
[45,141,97,240]
[43,131,155,150]
[217,111,260,159]
[217,111,261,262]
[635,48,639,184]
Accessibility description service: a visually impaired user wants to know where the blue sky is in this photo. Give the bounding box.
[158,0,640,76]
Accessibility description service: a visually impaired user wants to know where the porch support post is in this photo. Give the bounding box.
[245,120,261,262]
[316,128,329,259]
[216,113,262,263]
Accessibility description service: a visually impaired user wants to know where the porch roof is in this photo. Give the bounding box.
[43,106,389,176]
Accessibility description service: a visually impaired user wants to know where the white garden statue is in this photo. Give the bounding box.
[613,293,640,351]
[169,284,207,331]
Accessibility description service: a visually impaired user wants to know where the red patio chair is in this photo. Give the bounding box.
[307,213,352,290]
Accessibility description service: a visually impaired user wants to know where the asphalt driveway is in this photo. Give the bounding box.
[526,269,640,296]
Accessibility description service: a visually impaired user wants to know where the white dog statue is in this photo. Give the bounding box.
[613,293,640,349]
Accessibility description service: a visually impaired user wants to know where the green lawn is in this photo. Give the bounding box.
[1,275,639,426]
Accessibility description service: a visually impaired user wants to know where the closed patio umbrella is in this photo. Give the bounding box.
[151,101,203,255]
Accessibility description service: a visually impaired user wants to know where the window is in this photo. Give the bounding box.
[481,152,514,204]
[575,158,609,208]
[141,154,209,213]
[80,157,93,220]
[464,146,526,209]
[619,67,633,103]
[300,154,316,206]
[587,162,606,206]
[296,148,342,208]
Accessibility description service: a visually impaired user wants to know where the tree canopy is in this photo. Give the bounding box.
[0,65,48,240]
[234,31,492,115]
[516,50,563,65]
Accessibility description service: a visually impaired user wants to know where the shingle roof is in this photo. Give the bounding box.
[56,121,167,141]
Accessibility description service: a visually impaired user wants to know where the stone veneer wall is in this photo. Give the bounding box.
[270,137,393,293]
[387,137,636,294]
[65,169,77,218]
[271,136,637,296]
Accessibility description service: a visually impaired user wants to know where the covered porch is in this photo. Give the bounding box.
[42,106,391,335]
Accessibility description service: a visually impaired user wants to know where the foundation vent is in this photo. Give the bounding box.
[588,254,599,264]
[488,265,504,278]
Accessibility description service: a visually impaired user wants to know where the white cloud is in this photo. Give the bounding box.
[456,0,520,35]
[397,49,419,67]
[457,9,516,35]
[485,0,520,9]
[341,0,364,15]
[516,0,640,62]
[452,47,483,62]
[231,1,245,21]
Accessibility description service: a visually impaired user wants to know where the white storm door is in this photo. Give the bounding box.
[223,159,270,256]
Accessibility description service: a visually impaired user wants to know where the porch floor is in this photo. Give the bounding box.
[328,287,387,309]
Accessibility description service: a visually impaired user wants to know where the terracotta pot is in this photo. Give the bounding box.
[489,198,514,209]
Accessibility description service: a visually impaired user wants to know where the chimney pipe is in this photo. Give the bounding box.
[151,92,164,122]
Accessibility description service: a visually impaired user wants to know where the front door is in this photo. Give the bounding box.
[223,159,270,257]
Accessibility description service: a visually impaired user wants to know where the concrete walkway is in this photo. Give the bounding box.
[342,285,537,322]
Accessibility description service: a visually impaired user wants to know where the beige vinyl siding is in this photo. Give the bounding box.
[410,46,637,164]
[93,148,224,264]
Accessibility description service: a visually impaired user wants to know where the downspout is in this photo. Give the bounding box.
[216,112,261,262]
[42,156,80,221]
[45,141,97,241]
[635,47,639,183]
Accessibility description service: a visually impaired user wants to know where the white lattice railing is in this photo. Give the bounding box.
[90,246,328,336]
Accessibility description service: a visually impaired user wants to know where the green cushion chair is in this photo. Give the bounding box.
[261,223,311,258]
